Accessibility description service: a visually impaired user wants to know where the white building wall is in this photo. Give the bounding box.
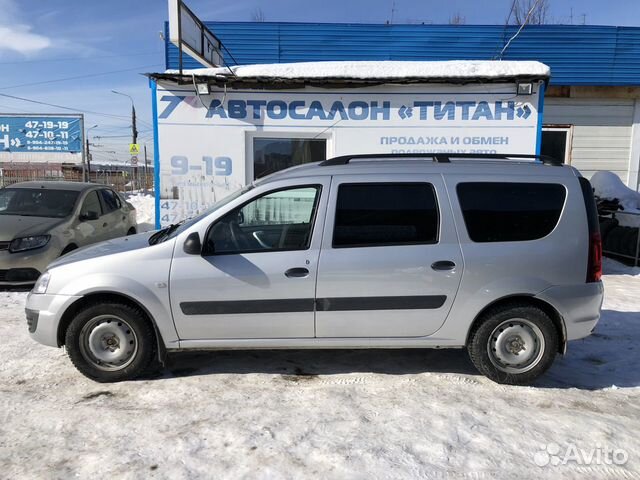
[544,97,635,183]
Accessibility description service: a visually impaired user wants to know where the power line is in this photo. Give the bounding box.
[498,0,544,59]
[0,51,162,66]
[0,64,163,90]
[0,92,133,120]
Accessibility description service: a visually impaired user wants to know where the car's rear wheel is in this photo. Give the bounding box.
[65,302,155,382]
[467,303,559,385]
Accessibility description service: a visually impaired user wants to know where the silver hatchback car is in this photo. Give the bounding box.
[26,154,604,385]
[0,181,137,286]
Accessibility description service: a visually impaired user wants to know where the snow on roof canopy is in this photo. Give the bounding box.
[157,60,550,86]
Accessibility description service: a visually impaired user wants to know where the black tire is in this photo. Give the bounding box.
[467,303,559,385]
[65,302,155,382]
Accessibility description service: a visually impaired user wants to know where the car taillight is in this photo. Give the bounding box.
[578,177,602,283]
[587,231,602,283]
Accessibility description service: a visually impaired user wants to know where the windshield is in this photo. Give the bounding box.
[0,188,80,218]
[151,185,254,244]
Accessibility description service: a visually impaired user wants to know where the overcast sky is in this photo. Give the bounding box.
[0,0,639,164]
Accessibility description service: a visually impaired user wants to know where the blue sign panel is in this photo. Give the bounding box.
[0,115,83,153]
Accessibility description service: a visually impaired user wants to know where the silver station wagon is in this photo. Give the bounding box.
[26,153,604,385]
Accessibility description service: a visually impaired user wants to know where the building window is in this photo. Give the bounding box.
[253,137,326,179]
[333,183,439,248]
[541,126,572,164]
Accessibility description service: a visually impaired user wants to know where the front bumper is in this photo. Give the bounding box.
[535,281,605,342]
[26,292,82,347]
[0,245,59,285]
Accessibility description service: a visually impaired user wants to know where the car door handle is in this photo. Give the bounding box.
[103,222,108,228]
[431,260,456,271]
[285,267,310,278]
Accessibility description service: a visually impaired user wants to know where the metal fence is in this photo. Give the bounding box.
[0,167,153,193]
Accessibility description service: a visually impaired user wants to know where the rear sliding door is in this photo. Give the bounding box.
[315,175,464,338]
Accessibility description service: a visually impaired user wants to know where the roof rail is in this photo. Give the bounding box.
[319,153,562,167]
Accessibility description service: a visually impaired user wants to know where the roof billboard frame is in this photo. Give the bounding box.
[168,0,223,74]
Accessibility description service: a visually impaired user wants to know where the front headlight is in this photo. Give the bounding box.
[32,271,50,294]
[9,235,50,253]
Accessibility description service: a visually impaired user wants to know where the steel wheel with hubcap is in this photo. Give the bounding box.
[65,302,156,382]
[487,318,545,374]
[79,315,139,371]
[467,303,559,385]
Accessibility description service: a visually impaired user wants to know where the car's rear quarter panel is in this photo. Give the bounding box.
[432,172,590,345]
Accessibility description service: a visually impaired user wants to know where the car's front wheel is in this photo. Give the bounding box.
[467,303,559,385]
[65,302,155,382]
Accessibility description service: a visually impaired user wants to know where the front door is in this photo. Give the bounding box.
[170,179,329,340]
[76,190,109,244]
[315,175,464,338]
[98,188,128,238]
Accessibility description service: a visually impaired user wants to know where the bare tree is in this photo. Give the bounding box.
[508,0,549,25]
[251,7,266,22]
[448,12,466,25]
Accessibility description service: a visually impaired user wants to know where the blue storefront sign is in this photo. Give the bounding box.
[0,115,83,153]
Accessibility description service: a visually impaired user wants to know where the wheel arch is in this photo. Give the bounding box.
[465,294,567,354]
[57,291,167,364]
[61,243,78,255]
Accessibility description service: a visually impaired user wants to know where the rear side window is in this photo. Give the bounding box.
[333,183,439,248]
[457,182,566,242]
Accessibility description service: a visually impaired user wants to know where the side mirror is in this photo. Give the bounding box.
[236,210,245,225]
[183,232,202,255]
[80,211,99,221]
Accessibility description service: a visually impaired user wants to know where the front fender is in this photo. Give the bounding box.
[57,273,178,346]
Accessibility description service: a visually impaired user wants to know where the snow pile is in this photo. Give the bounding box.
[125,193,155,232]
[592,171,640,228]
[591,171,640,212]
[168,60,550,80]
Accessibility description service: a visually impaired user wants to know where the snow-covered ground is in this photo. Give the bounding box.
[1,260,639,478]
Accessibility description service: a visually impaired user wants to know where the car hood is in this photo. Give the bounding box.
[48,231,158,268]
[0,215,65,241]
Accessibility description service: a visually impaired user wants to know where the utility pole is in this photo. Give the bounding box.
[85,124,98,182]
[112,90,138,190]
[143,144,148,193]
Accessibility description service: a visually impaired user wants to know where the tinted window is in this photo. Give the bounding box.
[0,188,79,218]
[253,138,326,179]
[100,189,120,213]
[205,186,321,255]
[457,182,566,242]
[81,191,102,218]
[333,183,439,248]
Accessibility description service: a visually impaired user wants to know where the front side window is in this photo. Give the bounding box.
[333,183,439,248]
[205,186,321,255]
[457,182,567,242]
[81,191,102,218]
[99,189,121,213]
[253,137,326,179]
